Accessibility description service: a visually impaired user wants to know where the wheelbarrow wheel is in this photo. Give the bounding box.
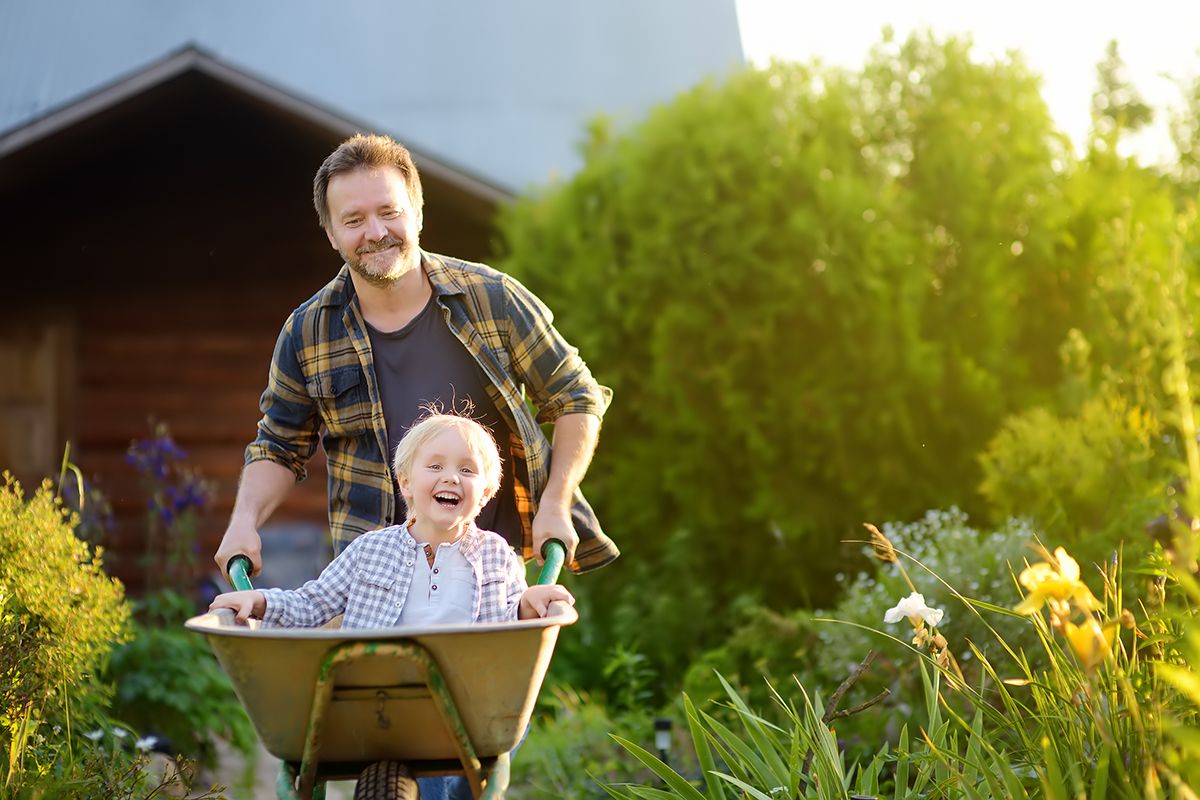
[353,761,419,800]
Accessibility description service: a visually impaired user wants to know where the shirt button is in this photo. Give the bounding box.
[431,584,438,591]
[406,560,414,567]
[433,568,439,574]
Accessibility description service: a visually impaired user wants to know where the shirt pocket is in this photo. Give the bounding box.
[461,326,513,388]
[344,572,397,628]
[306,364,372,438]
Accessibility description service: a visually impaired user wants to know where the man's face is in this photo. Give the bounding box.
[324,167,422,287]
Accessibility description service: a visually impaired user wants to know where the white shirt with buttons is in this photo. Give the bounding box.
[397,538,477,625]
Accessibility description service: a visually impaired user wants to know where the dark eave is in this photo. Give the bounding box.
[0,45,511,211]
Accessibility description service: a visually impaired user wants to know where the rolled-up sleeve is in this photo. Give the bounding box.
[502,275,612,424]
[245,314,321,481]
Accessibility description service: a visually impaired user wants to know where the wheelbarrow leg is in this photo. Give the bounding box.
[478,752,510,800]
[276,762,326,800]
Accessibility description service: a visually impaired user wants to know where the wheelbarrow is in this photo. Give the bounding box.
[186,542,575,799]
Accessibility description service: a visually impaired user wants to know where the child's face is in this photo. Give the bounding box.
[398,428,494,536]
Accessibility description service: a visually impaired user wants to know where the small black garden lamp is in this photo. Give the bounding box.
[654,717,673,766]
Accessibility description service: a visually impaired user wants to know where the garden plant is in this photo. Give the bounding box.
[497,29,1200,799]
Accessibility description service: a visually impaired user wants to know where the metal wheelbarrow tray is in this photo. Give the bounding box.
[185,602,577,799]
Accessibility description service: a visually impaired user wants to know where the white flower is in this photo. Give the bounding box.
[85,729,105,742]
[135,736,158,752]
[884,592,945,627]
[112,728,128,739]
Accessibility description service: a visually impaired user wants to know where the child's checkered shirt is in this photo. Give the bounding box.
[260,523,527,629]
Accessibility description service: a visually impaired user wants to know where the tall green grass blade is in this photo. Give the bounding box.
[625,788,682,800]
[710,774,777,800]
[610,735,707,800]
[856,743,886,796]
[894,726,911,800]
[1040,736,1068,800]
[699,712,776,786]
[683,693,726,800]
[715,673,789,781]
[1090,741,1111,800]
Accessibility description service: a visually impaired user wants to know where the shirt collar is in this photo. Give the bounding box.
[399,522,485,559]
[422,251,467,298]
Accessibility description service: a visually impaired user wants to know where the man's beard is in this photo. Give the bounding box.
[346,236,416,288]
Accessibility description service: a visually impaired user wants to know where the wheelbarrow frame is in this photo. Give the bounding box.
[192,542,569,800]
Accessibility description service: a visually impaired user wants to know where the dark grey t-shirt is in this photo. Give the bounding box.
[365,293,522,548]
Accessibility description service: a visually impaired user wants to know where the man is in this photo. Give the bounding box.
[214,134,617,579]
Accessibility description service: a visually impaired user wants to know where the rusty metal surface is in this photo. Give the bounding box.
[185,603,576,765]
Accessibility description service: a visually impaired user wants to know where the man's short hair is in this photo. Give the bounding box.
[313,134,424,229]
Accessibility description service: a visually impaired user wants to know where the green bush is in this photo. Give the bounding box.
[977,176,1198,562]
[502,32,1061,593]
[88,423,256,772]
[12,728,228,800]
[617,312,1200,797]
[979,387,1167,563]
[0,472,235,797]
[510,686,656,800]
[497,32,1199,689]
[0,474,130,790]
[682,508,1042,755]
[104,590,256,771]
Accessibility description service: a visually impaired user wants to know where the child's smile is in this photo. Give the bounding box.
[434,490,462,509]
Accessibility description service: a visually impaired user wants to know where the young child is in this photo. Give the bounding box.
[209,412,573,627]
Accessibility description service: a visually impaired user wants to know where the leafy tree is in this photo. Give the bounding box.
[500,31,1200,693]
[501,33,1075,678]
[1168,63,1200,202]
[979,38,1200,559]
[1090,40,1154,156]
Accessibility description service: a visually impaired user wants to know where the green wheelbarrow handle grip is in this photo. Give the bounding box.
[536,540,567,586]
[227,555,255,592]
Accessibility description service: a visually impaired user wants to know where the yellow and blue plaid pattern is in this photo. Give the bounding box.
[246,252,619,572]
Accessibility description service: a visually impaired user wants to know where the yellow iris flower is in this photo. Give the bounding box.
[1014,547,1100,616]
[1064,617,1116,670]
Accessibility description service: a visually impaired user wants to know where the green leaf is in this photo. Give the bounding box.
[609,735,706,800]
[710,773,778,800]
[1089,741,1111,800]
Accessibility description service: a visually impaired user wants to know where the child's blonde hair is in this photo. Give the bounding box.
[392,412,503,498]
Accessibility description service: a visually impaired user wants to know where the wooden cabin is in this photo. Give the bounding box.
[0,48,506,591]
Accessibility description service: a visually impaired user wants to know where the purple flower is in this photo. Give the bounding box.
[127,427,210,528]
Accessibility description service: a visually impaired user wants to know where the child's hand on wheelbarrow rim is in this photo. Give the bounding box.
[210,590,267,624]
[518,584,575,619]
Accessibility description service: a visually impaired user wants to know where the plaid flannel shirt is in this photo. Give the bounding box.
[260,524,526,628]
[246,252,619,572]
